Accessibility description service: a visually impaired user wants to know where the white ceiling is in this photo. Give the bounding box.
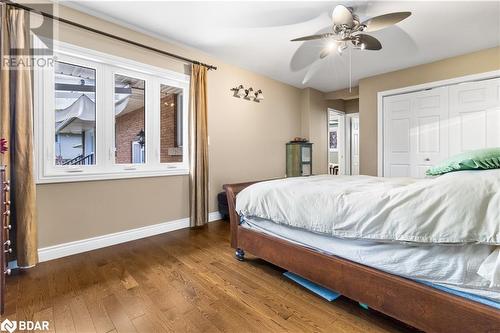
[66,1,500,92]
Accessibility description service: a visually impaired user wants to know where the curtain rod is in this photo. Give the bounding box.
[3,1,218,70]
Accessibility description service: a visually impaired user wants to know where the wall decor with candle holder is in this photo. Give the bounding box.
[230,85,264,102]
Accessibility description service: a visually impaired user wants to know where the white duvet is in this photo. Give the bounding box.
[236,170,500,287]
[236,170,500,245]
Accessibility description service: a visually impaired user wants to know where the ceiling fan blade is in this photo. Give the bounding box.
[319,47,332,59]
[361,12,411,32]
[302,59,323,85]
[332,5,354,27]
[356,34,382,50]
[291,33,334,42]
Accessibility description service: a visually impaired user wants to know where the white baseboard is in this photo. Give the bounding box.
[208,211,222,221]
[38,211,224,263]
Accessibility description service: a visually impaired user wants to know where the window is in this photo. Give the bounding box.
[34,41,190,183]
[160,84,184,164]
[114,74,146,165]
[54,61,97,166]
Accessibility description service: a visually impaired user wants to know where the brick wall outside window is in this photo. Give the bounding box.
[160,94,182,163]
[115,94,182,164]
[115,106,144,164]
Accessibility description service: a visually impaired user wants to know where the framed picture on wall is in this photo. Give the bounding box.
[329,128,338,152]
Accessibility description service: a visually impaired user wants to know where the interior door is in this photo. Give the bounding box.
[411,87,449,177]
[383,94,412,177]
[337,113,346,175]
[350,116,360,175]
[449,78,500,155]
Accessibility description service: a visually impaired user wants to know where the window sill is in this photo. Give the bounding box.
[36,168,189,184]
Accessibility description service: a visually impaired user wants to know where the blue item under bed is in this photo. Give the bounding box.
[283,271,500,310]
[419,281,500,310]
[283,272,370,309]
[283,272,341,301]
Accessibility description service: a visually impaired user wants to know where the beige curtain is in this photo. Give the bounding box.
[189,64,209,227]
[0,5,38,267]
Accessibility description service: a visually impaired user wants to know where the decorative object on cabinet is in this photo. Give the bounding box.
[291,137,308,143]
[286,141,313,177]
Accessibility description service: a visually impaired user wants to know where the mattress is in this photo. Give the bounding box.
[241,216,500,307]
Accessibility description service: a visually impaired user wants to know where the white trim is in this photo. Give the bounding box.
[208,211,222,221]
[377,70,500,177]
[34,39,190,184]
[52,39,190,83]
[38,211,223,262]
[345,113,359,176]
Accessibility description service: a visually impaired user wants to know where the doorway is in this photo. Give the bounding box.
[327,109,345,175]
[327,109,359,175]
[346,113,360,175]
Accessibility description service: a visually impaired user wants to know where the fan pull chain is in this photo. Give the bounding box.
[349,47,352,93]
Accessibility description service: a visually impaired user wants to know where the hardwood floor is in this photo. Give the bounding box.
[1,221,418,332]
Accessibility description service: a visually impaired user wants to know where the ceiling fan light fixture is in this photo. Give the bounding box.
[337,43,347,54]
[292,4,411,87]
[326,40,336,51]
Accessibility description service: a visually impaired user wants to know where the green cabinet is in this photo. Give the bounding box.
[286,142,313,177]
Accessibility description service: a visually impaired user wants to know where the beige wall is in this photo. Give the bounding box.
[359,47,500,175]
[324,87,359,100]
[326,99,344,112]
[344,99,359,114]
[37,6,302,247]
[325,98,359,114]
[300,88,328,174]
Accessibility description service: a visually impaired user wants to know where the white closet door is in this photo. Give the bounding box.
[449,78,500,155]
[411,87,449,178]
[383,94,412,177]
[383,87,448,178]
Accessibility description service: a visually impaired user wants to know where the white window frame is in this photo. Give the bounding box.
[34,39,190,183]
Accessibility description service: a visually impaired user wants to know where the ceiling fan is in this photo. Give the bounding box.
[291,5,411,59]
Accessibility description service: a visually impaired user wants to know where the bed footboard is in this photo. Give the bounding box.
[223,180,264,249]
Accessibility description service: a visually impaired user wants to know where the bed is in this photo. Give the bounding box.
[223,171,500,333]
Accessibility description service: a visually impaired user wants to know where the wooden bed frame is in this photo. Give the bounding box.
[224,180,500,333]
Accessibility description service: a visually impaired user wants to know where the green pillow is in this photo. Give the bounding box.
[426,147,500,176]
